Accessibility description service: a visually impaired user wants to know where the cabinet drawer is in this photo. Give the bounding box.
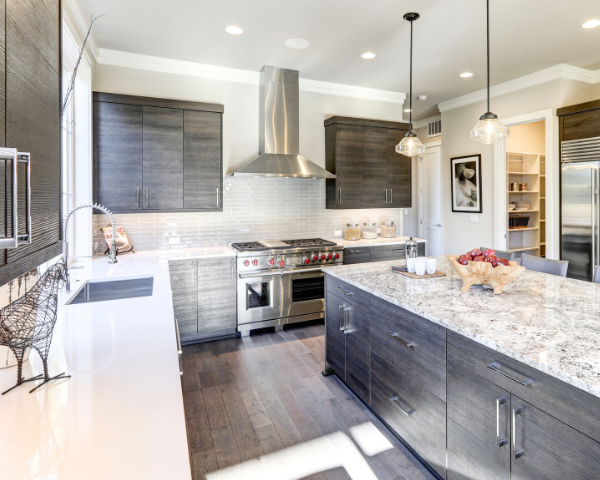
[343,247,370,264]
[371,352,446,479]
[370,295,446,401]
[448,331,600,444]
[369,245,405,262]
[325,275,370,312]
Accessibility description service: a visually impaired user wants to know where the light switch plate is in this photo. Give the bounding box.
[470,215,479,223]
[404,210,408,216]
[334,230,342,237]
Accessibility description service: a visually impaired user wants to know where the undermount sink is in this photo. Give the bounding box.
[67,277,154,305]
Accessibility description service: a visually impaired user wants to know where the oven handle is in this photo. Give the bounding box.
[238,271,282,279]
[282,268,325,275]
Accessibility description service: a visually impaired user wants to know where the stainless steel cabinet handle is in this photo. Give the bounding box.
[389,333,415,348]
[231,258,234,279]
[174,318,182,355]
[339,305,345,331]
[146,187,149,207]
[338,189,341,204]
[137,187,140,207]
[389,189,392,203]
[344,308,350,334]
[512,406,525,459]
[178,354,183,376]
[217,187,220,207]
[496,396,509,447]
[17,153,32,245]
[337,287,354,296]
[0,148,18,249]
[488,362,535,387]
[390,395,414,416]
[385,189,388,204]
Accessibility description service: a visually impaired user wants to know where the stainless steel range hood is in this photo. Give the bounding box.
[227,66,336,179]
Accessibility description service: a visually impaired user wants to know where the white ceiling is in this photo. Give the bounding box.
[78,0,600,119]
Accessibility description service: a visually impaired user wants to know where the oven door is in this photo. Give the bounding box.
[237,271,283,326]
[282,269,326,319]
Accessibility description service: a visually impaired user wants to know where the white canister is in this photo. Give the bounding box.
[406,257,416,273]
[426,258,437,275]
[415,257,427,276]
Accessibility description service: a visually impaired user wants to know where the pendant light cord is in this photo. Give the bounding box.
[487,0,490,113]
[409,18,413,132]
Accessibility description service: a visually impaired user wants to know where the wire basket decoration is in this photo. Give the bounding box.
[0,259,70,395]
[509,215,530,230]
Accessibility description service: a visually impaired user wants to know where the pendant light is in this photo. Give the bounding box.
[470,0,509,144]
[396,12,425,157]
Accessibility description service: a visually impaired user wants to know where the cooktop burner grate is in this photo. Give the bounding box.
[230,242,267,252]
[281,238,337,248]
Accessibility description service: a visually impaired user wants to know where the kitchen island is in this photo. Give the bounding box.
[323,257,600,480]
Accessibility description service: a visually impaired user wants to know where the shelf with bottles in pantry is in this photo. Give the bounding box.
[506,152,546,258]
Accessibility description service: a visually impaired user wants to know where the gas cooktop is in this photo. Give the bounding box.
[230,238,337,252]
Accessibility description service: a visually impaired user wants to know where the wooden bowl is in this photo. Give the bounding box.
[446,255,525,294]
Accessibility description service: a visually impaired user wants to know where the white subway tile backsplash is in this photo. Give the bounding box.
[92,177,405,253]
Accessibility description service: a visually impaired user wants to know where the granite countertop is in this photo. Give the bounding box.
[326,236,427,248]
[323,256,600,399]
[0,248,234,479]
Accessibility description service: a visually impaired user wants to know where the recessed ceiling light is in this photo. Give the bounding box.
[460,72,474,78]
[225,25,243,35]
[285,38,309,49]
[417,95,428,101]
[403,109,412,112]
[583,19,600,29]
[361,52,376,59]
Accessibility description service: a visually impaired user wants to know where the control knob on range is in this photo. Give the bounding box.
[278,260,285,267]
[243,260,250,267]
[268,258,275,265]
[319,254,326,261]
[334,253,340,259]
[303,257,311,265]
[327,254,333,260]
[312,255,318,262]
[252,260,258,266]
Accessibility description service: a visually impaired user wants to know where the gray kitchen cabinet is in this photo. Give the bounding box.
[143,106,184,210]
[343,243,424,265]
[93,92,224,214]
[343,247,370,264]
[197,257,237,339]
[325,116,411,210]
[325,291,346,379]
[169,256,237,344]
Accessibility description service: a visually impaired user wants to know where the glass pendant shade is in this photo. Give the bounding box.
[470,113,509,145]
[396,132,425,156]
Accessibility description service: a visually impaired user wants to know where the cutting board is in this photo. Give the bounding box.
[389,266,446,279]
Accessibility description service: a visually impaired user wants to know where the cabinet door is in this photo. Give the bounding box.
[183,110,222,210]
[143,106,183,210]
[325,291,346,379]
[94,102,143,211]
[510,395,600,480]
[362,127,388,207]
[446,361,510,480]
[335,125,363,208]
[169,259,198,341]
[345,305,370,404]
[197,257,237,338]
[387,129,412,208]
[343,247,370,264]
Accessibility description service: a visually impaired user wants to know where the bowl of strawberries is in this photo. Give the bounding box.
[446,248,525,294]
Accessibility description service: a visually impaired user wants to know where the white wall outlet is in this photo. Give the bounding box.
[470,215,479,223]
[334,230,342,237]
[404,209,408,216]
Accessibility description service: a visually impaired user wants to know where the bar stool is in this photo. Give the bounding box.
[519,254,569,277]
[593,266,600,284]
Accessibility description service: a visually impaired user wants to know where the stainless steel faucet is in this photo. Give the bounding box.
[63,203,118,291]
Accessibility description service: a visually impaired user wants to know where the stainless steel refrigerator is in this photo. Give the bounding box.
[561,137,600,282]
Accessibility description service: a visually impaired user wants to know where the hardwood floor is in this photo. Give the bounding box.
[181,322,435,480]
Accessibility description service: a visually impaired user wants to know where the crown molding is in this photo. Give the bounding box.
[97,48,406,104]
[62,0,99,60]
[438,64,600,113]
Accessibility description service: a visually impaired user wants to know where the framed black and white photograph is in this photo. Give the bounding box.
[451,155,482,213]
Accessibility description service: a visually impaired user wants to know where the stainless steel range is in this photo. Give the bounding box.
[229,238,343,336]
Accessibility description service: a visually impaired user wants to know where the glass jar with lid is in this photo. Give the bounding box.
[362,222,378,239]
[344,223,361,241]
[380,221,396,238]
[405,237,418,259]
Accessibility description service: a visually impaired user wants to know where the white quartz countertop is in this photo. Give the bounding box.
[326,236,426,248]
[0,247,234,479]
[323,256,600,399]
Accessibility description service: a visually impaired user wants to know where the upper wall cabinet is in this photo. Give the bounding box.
[93,93,224,214]
[0,0,62,286]
[557,100,600,142]
[325,116,411,210]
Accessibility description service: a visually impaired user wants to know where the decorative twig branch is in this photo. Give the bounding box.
[61,14,105,116]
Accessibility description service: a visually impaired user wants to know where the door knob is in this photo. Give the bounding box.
[435,224,442,227]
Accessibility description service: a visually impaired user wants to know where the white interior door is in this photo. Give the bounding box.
[418,145,442,255]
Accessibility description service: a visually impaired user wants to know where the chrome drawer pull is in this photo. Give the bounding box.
[488,362,535,387]
[337,287,354,296]
[344,308,350,334]
[385,189,388,203]
[174,318,182,354]
[339,305,345,331]
[496,396,508,447]
[512,406,525,459]
[137,187,140,207]
[390,395,414,416]
[389,333,414,348]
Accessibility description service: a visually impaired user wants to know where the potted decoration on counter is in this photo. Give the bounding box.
[447,248,525,294]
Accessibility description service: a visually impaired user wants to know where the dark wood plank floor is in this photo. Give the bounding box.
[181,322,435,480]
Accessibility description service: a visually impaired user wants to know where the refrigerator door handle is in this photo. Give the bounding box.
[593,170,597,272]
